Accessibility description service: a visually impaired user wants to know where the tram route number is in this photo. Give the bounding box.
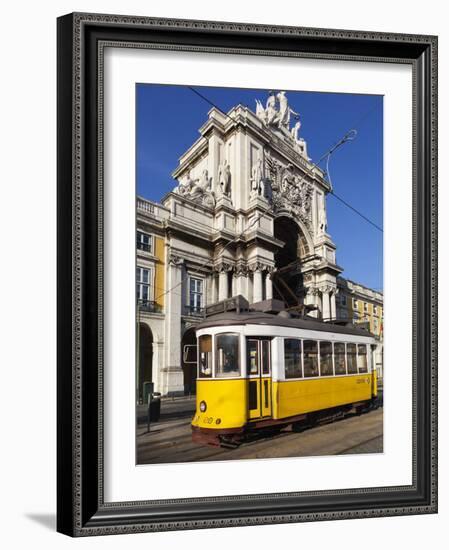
[356,377,371,384]
[198,416,215,424]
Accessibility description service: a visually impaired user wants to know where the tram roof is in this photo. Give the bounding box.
[195,311,375,338]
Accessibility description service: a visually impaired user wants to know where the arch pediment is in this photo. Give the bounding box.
[273,212,314,256]
[264,153,315,234]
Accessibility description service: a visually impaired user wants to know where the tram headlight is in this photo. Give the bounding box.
[199,401,207,413]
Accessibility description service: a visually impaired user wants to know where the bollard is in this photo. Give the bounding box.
[147,392,152,433]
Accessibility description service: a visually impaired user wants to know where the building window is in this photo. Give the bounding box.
[353,298,359,309]
[137,231,152,253]
[189,277,204,313]
[340,295,347,306]
[373,305,378,315]
[284,339,302,379]
[374,319,379,333]
[136,267,153,303]
[364,302,369,313]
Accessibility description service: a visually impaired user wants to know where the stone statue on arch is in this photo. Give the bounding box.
[218,160,232,198]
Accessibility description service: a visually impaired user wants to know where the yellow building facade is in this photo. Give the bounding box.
[136,199,169,402]
[336,277,383,337]
[336,277,383,379]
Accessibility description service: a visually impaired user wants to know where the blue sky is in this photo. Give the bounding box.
[136,84,383,291]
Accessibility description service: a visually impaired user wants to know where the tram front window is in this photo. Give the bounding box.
[215,333,240,378]
[198,335,212,378]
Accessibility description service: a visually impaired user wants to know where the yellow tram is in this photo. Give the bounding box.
[191,305,379,447]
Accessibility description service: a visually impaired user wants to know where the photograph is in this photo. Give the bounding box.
[135,84,384,465]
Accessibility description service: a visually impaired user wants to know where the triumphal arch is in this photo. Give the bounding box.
[152,91,343,393]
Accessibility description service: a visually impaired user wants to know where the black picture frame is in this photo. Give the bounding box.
[57,12,438,536]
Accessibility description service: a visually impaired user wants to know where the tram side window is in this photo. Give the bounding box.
[284,339,302,379]
[319,341,333,376]
[198,335,212,378]
[347,343,358,374]
[215,333,240,378]
[334,343,347,375]
[303,340,319,377]
[357,344,368,373]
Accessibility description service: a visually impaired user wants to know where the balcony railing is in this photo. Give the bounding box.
[137,198,155,214]
[137,300,163,314]
[136,197,170,221]
[183,305,205,317]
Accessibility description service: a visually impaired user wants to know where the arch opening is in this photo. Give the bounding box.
[273,216,311,307]
[138,323,153,404]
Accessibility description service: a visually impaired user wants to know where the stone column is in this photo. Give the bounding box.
[208,273,218,304]
[217,263,231,301]
[152,339,164,394]
[164,254,184,395]
[265,272,273,300]
[235,265,248,300]
[218,271,228,301]
[304,287,319,318]
[330,291,337,320]
[252,265,263,303]
[231,271,237,297]
[303,288,313,307]
[321,288,331,321]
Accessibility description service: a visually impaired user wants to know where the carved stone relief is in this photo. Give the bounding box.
[174,169,216,208]
[264,153,314,231]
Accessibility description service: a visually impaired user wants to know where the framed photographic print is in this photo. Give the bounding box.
[57,12,438,536]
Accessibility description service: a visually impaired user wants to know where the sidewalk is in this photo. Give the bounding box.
[136,394,196,426]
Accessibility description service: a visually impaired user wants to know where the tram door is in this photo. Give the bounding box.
[247,338,272,420]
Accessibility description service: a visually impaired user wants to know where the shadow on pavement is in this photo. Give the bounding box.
[137,408,194,425]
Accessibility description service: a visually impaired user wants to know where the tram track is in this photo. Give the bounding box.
[338,435,383,455]
[137,407,383,464]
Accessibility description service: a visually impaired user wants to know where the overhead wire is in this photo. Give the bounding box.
[321,106,383,291]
